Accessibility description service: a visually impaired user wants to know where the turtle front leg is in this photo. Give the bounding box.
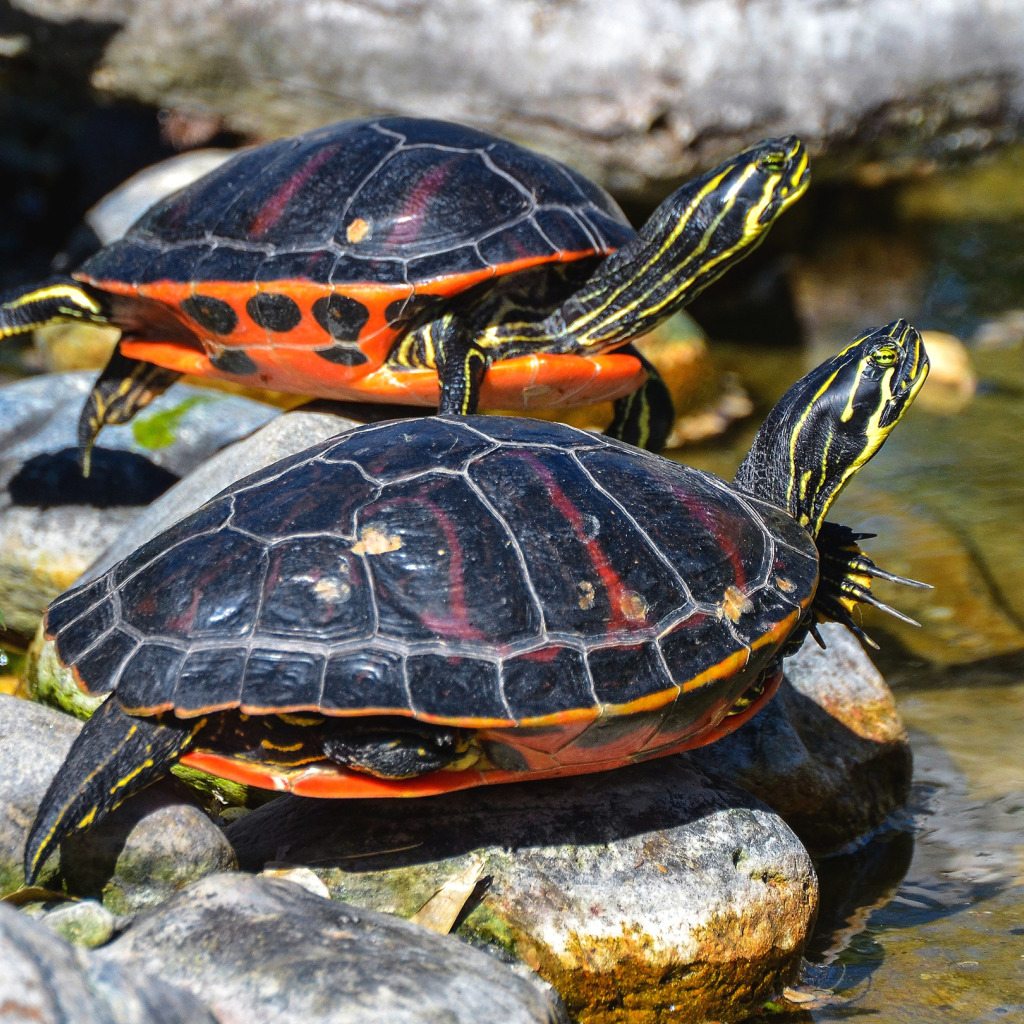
[24,697,203,885]
[605,345,675,452]
[79,344,183,476]
[813,521,931,648]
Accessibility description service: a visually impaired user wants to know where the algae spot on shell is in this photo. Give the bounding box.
[720,586,754,623]
[352,527,403,556]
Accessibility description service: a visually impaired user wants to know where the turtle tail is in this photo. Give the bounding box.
[24,698,203,886]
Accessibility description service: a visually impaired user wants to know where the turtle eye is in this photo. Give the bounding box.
[869,344,900,368]
[757,152,787,174]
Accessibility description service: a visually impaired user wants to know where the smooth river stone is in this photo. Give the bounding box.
[693,621,913,855]
[0,899,217,1024]
[0,693,236,905]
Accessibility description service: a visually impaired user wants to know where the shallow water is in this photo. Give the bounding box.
[685,167,1024,1022]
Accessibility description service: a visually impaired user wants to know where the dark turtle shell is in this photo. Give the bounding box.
[45,415,818,793]
[77,117,635,394]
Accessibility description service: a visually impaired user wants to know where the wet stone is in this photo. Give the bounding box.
[96,872,568,1024]
[692,623,913,855]
[0,372,276,639]
[224,757,816,1024]
[0,900,217,1024]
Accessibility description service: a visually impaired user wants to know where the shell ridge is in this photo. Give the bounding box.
[572,449,698,616]
[332,134,407,240]
[45,576,114,639]
[107,513,227,594]
[205,141,304,241]
[476,148,543,207]
[462,462,548,640]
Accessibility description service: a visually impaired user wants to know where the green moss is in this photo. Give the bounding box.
[132,395,212,449]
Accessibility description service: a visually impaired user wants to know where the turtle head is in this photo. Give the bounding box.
[639,135,810,290]
[705,134,810,243]
[734,320,929,537]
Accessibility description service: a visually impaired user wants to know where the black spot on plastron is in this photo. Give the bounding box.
[210,348,259,375]
[312,294,370,342]
[180,295,239,335]
[314,345,370,366]
[246,292,302,332]
[383,293,439,327]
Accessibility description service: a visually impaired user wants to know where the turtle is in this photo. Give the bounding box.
[23,319,929,884]
[0,118,809,466]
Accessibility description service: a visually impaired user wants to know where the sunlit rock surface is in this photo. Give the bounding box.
[0,694,235,903]
[224,759,817,1023]
[694,623,912,855]
[0,900,218,1024]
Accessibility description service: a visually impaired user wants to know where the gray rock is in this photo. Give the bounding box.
[224,757,816,1023]
[85,405,362,577]
[0,694,81,893]
[8,0,1024,196]
[693,623,913,855]
[96,872,567,1024]
[0,372,276,638]
[59,786,238,915]
[0,900,218,1024]
[0,693,236,905]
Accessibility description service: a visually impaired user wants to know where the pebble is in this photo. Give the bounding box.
[0,694,236,906]
[0,899,218,1024]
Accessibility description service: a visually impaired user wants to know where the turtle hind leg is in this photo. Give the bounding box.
[605,345,675,453]
[24,698,201,886]
[78,344,183,476]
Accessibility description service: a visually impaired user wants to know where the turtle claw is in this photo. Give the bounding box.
[814,520,926,640]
